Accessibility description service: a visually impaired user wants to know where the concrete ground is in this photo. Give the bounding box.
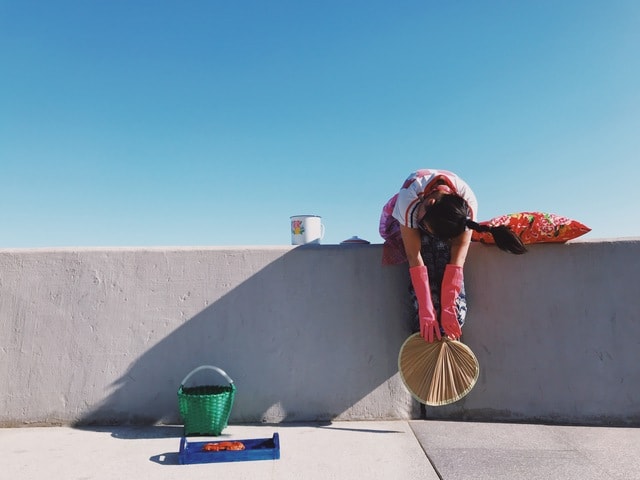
[2,420,639,480]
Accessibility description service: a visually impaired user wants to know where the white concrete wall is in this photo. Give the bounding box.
[1,239,639,427]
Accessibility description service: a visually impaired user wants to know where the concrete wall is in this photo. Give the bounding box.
[1,240,639,427]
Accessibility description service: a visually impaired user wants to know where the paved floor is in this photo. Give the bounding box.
[2,420,639,480]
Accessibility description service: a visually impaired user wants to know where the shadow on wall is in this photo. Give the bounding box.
[73,245,413,426]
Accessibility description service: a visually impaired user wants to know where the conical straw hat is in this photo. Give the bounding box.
[398,333,480,406]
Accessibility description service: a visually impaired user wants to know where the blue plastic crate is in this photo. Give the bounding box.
[179,433,280,464]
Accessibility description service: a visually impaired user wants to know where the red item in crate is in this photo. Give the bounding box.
[202,441,245,452]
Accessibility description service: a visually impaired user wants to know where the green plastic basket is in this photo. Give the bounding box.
[178,365,236,436]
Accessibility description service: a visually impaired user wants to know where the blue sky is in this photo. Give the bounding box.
[1,0,639,248]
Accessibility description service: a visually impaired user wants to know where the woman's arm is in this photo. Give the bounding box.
[440,229,472,340]
[449,229,472,266]
[399,225,424,267]
[400,224,441,342]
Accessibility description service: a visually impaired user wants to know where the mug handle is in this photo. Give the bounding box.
[320,223,325,240]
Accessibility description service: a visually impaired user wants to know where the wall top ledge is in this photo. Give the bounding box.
[0,237,639,254]
[0,244,384,254]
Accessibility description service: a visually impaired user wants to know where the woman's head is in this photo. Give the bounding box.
[419,193,469,240]
[420,192,527,254]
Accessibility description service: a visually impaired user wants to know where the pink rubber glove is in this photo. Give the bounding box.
[440,264,463,340]
[410,265,441,343]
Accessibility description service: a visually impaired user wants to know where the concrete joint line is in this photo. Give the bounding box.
[408,422,444,480]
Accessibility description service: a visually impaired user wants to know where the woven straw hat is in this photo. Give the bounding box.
[398,333,480,406]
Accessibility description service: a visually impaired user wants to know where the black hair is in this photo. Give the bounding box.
[421,194,527,255]
[466,219,527,254]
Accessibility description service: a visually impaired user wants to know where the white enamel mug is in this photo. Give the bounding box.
[290,215,325,245]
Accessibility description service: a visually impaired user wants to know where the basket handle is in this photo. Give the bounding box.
[180,365,234,387]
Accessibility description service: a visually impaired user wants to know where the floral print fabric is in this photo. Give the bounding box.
[471,212,591,245]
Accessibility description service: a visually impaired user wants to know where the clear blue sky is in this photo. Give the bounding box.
[2,0,639,248]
